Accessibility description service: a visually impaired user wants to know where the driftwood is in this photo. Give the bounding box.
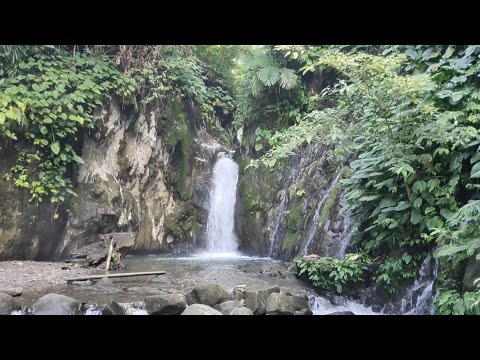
[70,232,135,268]
[66,271,166,283]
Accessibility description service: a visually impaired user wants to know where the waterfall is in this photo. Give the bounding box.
[299,171,343,256]
[205,152,239,255]
[399,254,439,315]
[268,190,288,257]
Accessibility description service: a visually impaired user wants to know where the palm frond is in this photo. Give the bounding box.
[257,66,281,87]
[279,68,298,89]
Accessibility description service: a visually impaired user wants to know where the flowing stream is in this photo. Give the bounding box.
[399,254,439,315]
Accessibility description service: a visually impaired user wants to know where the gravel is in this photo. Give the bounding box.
[0,261,94,293]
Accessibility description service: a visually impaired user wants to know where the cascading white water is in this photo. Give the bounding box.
[204,152,239,256]
[399,254,439,315]
[299,170,343,256]
[309,295,380,315]
[268,190,288,257]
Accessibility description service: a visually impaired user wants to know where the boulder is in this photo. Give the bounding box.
[0,293,20,315]
[181,304,222,315]
[144,294,187,315]
[69,232,135,267]
[234,286,280,315]
[231,307,254,315]
[186,283,230,307]
[214,300,243,315]
[266,293,309,315]
[325,311,355,315]
[463,259,480,292]
[30,293,81,315]
[102,301,126,315]
[293,308,313,315]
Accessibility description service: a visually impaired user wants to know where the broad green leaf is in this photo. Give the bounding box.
[380,198,397,208]
[471,152,480,164]
[51,142,60,155]
[72,155,85,164]
[471,162,480,178]
[410,210,422,225]
[435,244,469,258]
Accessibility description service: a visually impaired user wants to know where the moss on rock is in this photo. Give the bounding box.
[164,203,199,239]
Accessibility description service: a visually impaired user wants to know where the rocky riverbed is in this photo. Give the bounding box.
[0,260,94,293]
[0,254,378,315]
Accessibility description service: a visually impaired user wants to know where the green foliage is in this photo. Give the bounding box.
[250,45,480,304]
[233,46,308,148]
[295,253,371,293]
[124,45,236,130]
[0,46,134,203]
[434,287,480,315]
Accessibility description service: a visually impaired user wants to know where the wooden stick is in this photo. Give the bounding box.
[65,271,166,283]
[104,237,114,272]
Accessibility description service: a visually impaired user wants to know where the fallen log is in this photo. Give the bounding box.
[65,271,166,283]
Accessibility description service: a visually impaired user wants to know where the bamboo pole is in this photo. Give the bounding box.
[104,237,114,272]
[65,271,167,283]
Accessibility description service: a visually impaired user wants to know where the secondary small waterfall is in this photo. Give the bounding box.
[399,254,439,315]
[269,190,288,257]
[205,152,239,255]
[299,170,343,256]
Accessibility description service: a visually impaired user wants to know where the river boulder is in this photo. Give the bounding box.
[233,285,280,315]
[144,294,187,315]
[186,283,231,307]
[181,304,222,315]
[0,293,20,315]
[231,307,254,315]
[214,300,243,315]
[30,293,81,315]
[102,301,126,315]
[266,293,309,315]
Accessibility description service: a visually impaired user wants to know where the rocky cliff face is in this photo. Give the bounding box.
[235,141,352,261]
[0,97,232,260]
[0,153,68,260]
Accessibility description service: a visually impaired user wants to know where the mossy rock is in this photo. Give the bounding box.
[164,203,200,239]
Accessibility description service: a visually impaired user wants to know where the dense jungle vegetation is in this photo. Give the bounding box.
[1,45,479,314]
